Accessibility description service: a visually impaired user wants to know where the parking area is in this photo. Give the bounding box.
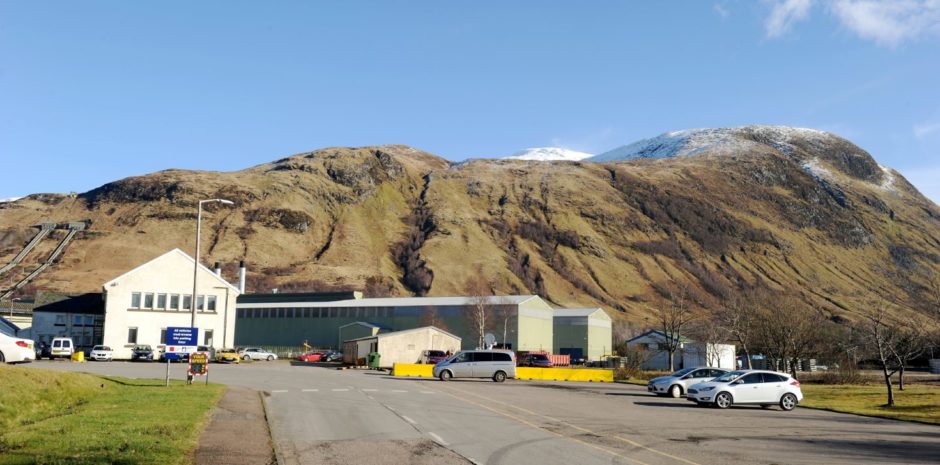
[25,360,940,465]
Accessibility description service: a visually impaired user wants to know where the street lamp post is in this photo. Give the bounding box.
[191,199,234,329]
[7,297,21,318]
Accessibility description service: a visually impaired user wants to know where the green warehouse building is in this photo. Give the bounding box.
[552,308,613,361]
[234,294,556,352]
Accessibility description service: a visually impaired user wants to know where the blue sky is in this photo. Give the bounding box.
[2,1,939,203]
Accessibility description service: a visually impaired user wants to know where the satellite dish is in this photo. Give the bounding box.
[484,333,496,348]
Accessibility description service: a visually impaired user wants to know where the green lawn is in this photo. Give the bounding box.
[0,365,225,465]
[800,384,940,425]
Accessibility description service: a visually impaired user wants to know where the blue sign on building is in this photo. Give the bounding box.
[167,327,198,347]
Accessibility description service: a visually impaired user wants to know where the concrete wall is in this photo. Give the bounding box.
[102,250,239,359]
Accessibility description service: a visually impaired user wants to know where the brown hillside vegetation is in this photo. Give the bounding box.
[1,130,939,324]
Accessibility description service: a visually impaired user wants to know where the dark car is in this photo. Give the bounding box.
[322,351,343,362]
[160,350,190,363]
[420,350,448,364]
[131,345,154,361]
[36,342,51,359]
[520,353,553,368]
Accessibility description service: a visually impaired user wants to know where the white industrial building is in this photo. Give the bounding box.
[342,326,461,368]
[101,249,240,359]
[626,330,736,370]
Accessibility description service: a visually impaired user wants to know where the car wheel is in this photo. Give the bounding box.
[242,355,250,361]
[267,355,274,361]
[715,392,733,409]
[493,371,507,383]
[668,385,682,398]
[0,351,5,363]
[439,370,452,381]
[780,393,798,411]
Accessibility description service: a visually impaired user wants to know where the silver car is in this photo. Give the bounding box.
[432,350,516,382]
[647,367,730,398]
[239,347,278,361]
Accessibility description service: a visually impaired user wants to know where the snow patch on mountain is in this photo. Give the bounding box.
[0,196,22,203]
[801,158,834,181]
[503,147,593,162]
[588,126,832,162]
[878,165,897,192]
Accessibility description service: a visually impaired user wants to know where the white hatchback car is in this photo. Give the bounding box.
[647,367,730,398]
[687,370,803,411]
[239,347,277,361]
[0,333,35,363]
[89,345,114,361]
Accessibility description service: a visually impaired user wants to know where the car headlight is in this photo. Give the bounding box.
[699,386,715,392]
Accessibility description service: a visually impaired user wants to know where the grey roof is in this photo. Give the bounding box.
[554,308,604,318]
[237,295,538,309]
[345,325,461,343]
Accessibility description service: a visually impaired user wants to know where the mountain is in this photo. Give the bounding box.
[502,147,593,161]
[1,129,939,325]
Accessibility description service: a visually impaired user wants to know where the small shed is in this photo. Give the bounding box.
[343,326,461,368]
[553,308,612,361]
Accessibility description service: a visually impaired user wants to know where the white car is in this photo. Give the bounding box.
[239,347,277,361]
[647,367,730,398]
[0,333,35,363]
[88,345,114,361]
[687,370,803,411]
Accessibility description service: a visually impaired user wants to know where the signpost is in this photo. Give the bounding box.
[165,327,198,386]
[189,351,209,385]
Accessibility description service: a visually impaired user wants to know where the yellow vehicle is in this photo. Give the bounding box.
[216,348,240,364]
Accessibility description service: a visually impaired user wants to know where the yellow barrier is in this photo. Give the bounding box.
[392,363,434,378]
[392,363,613,383]
[70,352,85,363]
[516,367,613,383]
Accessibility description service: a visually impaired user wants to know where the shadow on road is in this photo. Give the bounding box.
[288,361,343,368]
[633,401,699,408]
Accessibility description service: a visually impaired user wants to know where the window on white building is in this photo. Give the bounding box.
[157,294,167,310]
[84,315,95,325]
[73,315,83,326]
[55,314,65,326]
[170,294,180,310]
[144,293,154,308]
[207,295,217,311]
[131,292,141,308]
[204,329,213,346]
[160,328,167,344]
[183,294,192,310]
[128,327,138,344]
[196,295,205,311]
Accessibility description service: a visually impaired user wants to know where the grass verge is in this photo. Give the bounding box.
[0,365,225,465]
[800,384,940,425]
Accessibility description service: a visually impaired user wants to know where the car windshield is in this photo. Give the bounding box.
[714,370,749,382]
[93,346,105,350]
[670,368,696,377]
[428,350,445,356]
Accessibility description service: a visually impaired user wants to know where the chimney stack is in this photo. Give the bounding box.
[238,260,246,293]
[214,262,221,276]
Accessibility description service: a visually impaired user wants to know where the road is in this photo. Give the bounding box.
[26,360,940,465]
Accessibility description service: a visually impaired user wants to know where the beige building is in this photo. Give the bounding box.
[553,308,612,361]
[343,326,461,368]
[102,249,240,359]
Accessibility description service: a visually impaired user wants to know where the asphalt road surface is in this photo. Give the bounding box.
[27,360,940,465]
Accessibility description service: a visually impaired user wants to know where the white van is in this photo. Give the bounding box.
[432,350,516,382]
[49,337,75,359]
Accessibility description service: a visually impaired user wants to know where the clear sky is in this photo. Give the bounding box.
[2,1,939,203]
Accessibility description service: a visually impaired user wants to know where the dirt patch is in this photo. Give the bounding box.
[294,439,470,465]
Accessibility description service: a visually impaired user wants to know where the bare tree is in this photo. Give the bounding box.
[859,307,902,406]
[464,275,494,349]
[713,293,757,369]
[492,297,517,349]
[688,317,732,368]
[754,292,825,378]
[654,285,697,371]
[419,305,449,332]
[890,316,929,391]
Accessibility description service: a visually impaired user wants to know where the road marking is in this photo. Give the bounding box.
[332,388,349,392]
[390,389,408,393]
[362,388,378,392]
[302,389,318,392]
[401,415,417,425]
[438,384,701,465]
[420,391,435,394]
[271,390,288,393]
[428,432,448,446]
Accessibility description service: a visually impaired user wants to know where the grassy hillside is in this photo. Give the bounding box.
[1,134,939,324]
[0,365,224,465]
